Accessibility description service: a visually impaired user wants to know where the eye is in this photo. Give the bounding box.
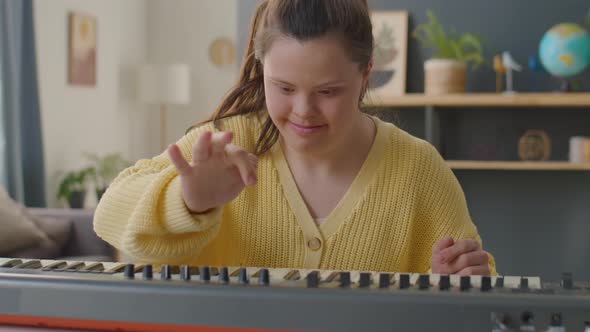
[276,85,294,94]
[318,88,337,96]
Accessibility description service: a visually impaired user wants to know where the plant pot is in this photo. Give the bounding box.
[424,59,467,94]
[96,187,107,202]
[68,191,86,209]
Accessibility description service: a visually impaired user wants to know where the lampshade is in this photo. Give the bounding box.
[138,64,191,105]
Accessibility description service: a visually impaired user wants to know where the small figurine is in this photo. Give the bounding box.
[493,54,505,93]
[502,51,522,94]
[528,55,542,92]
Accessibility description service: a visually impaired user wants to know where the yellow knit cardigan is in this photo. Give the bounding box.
[94,113,496,274]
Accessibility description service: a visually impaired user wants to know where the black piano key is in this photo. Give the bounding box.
[561,272,573,289]
[160,265,171,280]
[378,273,391,289]
[200,266,211,283]
[180,265,192,281]
[123,264,135,279]
[239,268,249,284]
[481,276,492,292]
[339,272,351,288]
[218,267,229,284]
[520,277,529,290]
[418,274,430,290]
[399,274,410,289]
[306,271,320,288]
[14,260,42,269]
[358,273,371,288]
[460,276,471,291]
[142,265,153,280]
[258,268,270,286]
[439,275,451,290]
[495,276,504,288]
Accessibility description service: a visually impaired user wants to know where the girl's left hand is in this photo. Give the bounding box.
[431,237,490,275]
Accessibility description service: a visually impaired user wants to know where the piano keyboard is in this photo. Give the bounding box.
[0,257,588,332]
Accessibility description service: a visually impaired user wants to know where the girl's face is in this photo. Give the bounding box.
[262,34,371,154]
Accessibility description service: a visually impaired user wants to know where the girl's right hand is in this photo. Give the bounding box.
[167,131,258,213]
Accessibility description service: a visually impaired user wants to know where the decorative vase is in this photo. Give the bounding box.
[68,191,86,209]
[424,59,466,94]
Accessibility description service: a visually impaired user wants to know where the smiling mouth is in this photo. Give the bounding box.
[288,121,326,129]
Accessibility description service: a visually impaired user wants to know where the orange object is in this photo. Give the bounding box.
[0,314,297,332]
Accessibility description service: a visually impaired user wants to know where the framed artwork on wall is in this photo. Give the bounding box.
[367,10,408,101]
[68,12,97,86]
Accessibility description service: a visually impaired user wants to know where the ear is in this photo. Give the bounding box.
[362,58,374,83]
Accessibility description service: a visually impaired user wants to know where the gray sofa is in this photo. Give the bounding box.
[10,208,115,262]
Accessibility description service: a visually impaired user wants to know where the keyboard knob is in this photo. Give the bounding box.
[439,275,450,290]
[550,313,563,327]
[399,274,410,289]
[460,276,471,291]
[339,272,351,288]
[481,276,492,291]
[239,268,249,284]
[306,271,319,288]
[200,266,211,283]
[160,265,171,280]
[180,265,191,281]
[378,273,391,289]
[123,264,135,279]
[418,274,430,290]
[561,272,573,289]
[142,265,153,280]
[521,311,534,326]
[218,267,229,284]
[495,276,504,288]
[358,273,371,288]
[258,268,270,286]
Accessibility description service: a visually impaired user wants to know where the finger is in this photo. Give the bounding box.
[247,153,258,168]
[448,250,489,273]
[456,265,490,276]
[225,144,257,186]
[210,131,234,156]
[192,131,213,163]
[168,144,191,176]
[432,237,454,254]
[440,239,480,264]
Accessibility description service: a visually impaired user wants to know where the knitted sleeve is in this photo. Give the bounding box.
[411,140,498,275]
[93,121,224,263]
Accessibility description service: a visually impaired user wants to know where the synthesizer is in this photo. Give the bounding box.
[0,258,589,332]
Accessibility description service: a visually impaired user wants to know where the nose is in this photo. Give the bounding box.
[292,93,317,119]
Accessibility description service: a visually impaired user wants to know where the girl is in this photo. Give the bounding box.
[94,0,496,276]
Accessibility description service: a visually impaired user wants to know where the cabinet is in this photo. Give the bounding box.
[368,93,590,171]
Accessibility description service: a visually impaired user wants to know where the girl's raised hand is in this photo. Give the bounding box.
[167,131,258,213]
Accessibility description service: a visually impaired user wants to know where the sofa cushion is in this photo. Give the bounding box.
[0,187,47,255]
[8,216,73,259]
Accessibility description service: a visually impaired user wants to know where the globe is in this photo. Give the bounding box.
[539,23,590,80]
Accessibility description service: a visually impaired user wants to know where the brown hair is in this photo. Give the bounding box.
[193,0,374,155]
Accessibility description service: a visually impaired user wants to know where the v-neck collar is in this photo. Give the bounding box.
[271,116,389,242]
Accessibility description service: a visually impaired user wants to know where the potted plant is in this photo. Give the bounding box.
[57,167,94,209]
[84,152,131,201]
[413,10,485,94]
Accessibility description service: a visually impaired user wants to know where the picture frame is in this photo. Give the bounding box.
[68,12,97,86]
[368,10,408,101]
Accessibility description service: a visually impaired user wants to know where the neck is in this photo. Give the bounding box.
[281,113,376,176]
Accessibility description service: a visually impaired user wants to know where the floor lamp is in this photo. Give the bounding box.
[138,64,191,151]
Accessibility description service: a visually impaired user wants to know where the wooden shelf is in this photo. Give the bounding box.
[447,160,590,171]
[368,93,590,108]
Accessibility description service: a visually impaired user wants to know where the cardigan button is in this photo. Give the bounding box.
[307,237,322,251]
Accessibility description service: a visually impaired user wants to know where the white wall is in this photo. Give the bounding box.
[34,0,151,208]
[146,0,238,144]
[34,0,238,208]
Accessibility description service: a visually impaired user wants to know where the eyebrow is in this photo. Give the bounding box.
[268,77,346,88]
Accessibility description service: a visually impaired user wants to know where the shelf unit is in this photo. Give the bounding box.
[368,93,590,171]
